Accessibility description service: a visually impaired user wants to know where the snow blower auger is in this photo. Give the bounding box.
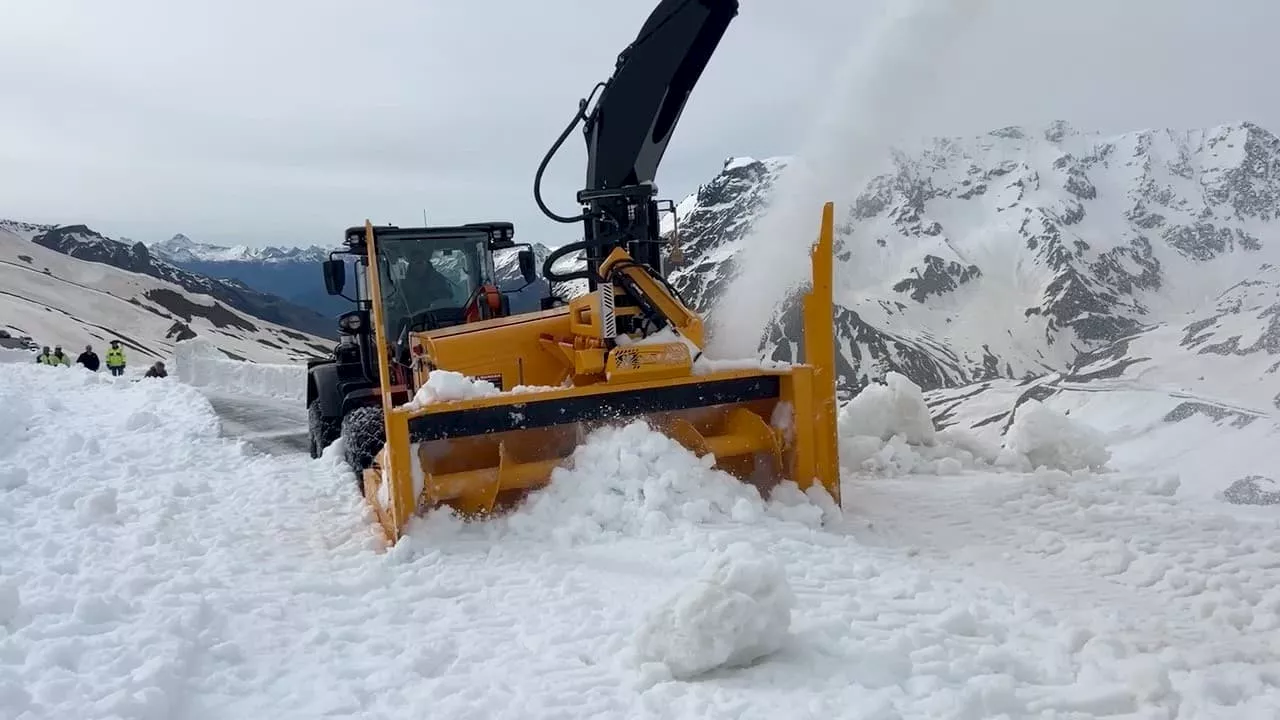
[329,0,839,544]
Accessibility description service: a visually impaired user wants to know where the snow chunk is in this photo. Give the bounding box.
[631,542,793,681]
[75,488,120,525]
[405,369,502,408]
[1001,400,1111,472]
[839,372,936,445]
[402,370,561,410]
[692,355,793,375]
[835,373,988,475]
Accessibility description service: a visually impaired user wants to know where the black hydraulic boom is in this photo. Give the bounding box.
[535,0,739,292]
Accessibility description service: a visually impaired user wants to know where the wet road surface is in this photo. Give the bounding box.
[206,392,309,455]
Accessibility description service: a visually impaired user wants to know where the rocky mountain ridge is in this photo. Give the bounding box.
[662,120,1280,396]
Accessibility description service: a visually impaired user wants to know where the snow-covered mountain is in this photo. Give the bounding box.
[665,121,1280,397]
[0,222,332,364]
[923,261,1280,504]
[151,233,332,264]
[3,221,336,339]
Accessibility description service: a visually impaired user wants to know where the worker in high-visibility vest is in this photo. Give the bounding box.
[35,346,69,366]
[105,340,126,376]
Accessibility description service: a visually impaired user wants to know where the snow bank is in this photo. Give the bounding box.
[838,372,994,475]
[0,347,35,363]
[631,542,794,683]
[999,399,1111,473]
[172,337,305,402]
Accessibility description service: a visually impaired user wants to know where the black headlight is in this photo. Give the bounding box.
[338,312,364,333]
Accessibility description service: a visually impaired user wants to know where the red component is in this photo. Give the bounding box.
[464,284,504,323]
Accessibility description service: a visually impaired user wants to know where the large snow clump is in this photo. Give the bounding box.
[630,542,794,683]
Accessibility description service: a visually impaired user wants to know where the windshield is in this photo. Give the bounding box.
[375,234,494,340]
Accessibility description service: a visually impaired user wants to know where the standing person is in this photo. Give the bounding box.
[76,344,100,371]
[105,340,126,376]
[50,345,71,366]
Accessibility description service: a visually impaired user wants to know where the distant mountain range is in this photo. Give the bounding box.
[148,233,561,320]
[150,233,333,264]
[0,221,331,363]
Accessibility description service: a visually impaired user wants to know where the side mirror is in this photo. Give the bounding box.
[323,259,345,295]
[517,248,537,284]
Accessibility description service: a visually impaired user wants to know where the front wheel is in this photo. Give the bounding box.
[307,400,340,459]
[340,405,385,496]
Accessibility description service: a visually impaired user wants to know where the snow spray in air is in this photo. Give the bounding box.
[708,0,992,358]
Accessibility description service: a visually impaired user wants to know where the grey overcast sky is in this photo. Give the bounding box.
[2,0,1277,249]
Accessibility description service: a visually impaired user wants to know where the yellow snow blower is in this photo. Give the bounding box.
[307,0,841,544]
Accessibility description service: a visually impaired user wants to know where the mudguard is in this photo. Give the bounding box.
[307,362,344,418]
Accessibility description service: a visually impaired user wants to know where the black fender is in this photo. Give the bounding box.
[340,387,382,416]
[307,362,344,419]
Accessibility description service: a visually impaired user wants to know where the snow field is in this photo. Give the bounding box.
[171,337,306,402]
[6,364,1280,716]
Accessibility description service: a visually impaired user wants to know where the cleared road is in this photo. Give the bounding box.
[206,391,309,455]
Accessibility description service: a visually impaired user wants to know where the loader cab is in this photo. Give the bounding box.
[309,222,541,467]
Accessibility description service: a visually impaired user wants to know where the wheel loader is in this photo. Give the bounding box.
[306,221,543,477]
[317,0,842,544]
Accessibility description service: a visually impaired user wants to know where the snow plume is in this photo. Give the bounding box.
[709,0,993,357]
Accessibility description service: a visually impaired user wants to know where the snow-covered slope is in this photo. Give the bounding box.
[667,121,1280,395]
[2,220,336,338]
[0,225,331,364]
[151,233,331,264]
[926,262,1280,506]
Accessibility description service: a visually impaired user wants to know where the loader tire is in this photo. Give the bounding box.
[307,400,340,459]
[340,405,385,496]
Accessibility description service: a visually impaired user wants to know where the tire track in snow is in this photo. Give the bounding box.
[852,472,1280,670]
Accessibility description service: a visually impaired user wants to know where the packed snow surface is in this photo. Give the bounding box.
[6,366,1280,717]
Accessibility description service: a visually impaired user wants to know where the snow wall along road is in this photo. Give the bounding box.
[171,338,306,402]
